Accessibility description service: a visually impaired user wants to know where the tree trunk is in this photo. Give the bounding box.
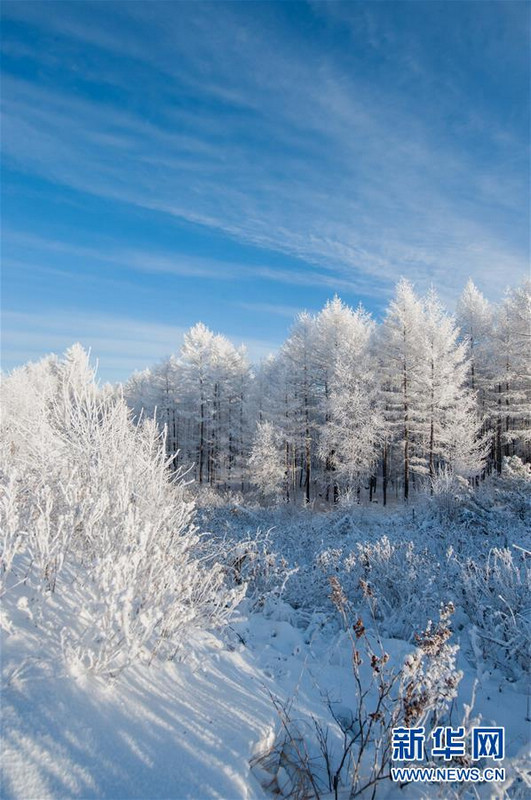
[382,443,388,507]
[403,357,409,502]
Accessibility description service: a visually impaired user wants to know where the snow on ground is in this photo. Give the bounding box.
[2,589,529,800]
[1,580,276,800]
[1,586,363,799]
[1,502,530,800]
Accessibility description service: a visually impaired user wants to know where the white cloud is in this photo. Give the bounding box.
[235,302,308,319]
[4,229,385,296]
[2,2,528,306]
[1,309,279,382]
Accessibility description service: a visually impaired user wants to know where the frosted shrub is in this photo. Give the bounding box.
[0,469,26,589]
[401,600,463,726]
[248,421,286,504]
[490,456,531,522]
[314,537,442,639]
[192,484,246,509]
[1,346,243,675]
[428,467,471,521]
[1,365,70,591]
[221,529,297,611]
[56,402,243,674]
[254,581,463,800]
[458,547,530,681]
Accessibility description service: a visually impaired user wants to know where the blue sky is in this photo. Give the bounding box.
[2,1,529,381]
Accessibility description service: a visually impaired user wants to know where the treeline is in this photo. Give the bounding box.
[125,278,530,504]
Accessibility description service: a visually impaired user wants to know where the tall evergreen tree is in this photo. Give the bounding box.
[378,279,426,501]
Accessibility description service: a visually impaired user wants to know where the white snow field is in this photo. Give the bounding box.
[1,594,275,800]
[2,509,530,800]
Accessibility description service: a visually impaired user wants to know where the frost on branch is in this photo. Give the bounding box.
[123,278,530,506]
[249,421,286,503]
[0,345,243,676]
[254,583,464,799]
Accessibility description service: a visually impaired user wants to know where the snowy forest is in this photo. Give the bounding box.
[2,277,530,800]
[125,279,530,505]
[2,0,530,794]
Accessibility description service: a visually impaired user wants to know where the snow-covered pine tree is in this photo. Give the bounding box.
[456,279,493,396]
[151,356,182,467]
[314,297,363,500]
[490,280,531,469]
[277,312,319,504]
[125,367,157,422]
[456,280,494,471]
[178,323,251,486]
[319,305,383,501]
[179,323,217,484]
[378,279,427,501]
[422,289,486,483]
[249,354,293,500]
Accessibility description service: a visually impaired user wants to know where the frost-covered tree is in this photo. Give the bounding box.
[248,420,285,502]
[490,281,531,470]
[421,289,486,482]
[264,298,380,504]
[438,392,488,480]
[275,312,320,503]
[378,279,427,501]
[456,279,493,396]
[150,356,181,465]
[456,280,495,471]
[125,367,157,421]
[123,278,527,505]
[313,298,366,499]
[377,282,486,499]
[319,306,382,499]
[179,322,218,484]
[126,323,250,487]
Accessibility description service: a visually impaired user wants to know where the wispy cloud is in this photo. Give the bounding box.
[235,302,307,319]
[4,229,385,296]
[1,309,279,382]
[1,310,185,380]
[2,5,528,300]
[1,1,528,381]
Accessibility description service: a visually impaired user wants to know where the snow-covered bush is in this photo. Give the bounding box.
[191,484,246,509]
[219,528,297,611]
[307,536,444,639]
[1,346,243,675]
[487,456,531,522]
[457,547,530,682]
[254,583,463,799]
[353,539,441,637]
[248,421,286,503]
[193,485,531,686]
[0,468,30,586]
[427,467,471,520]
